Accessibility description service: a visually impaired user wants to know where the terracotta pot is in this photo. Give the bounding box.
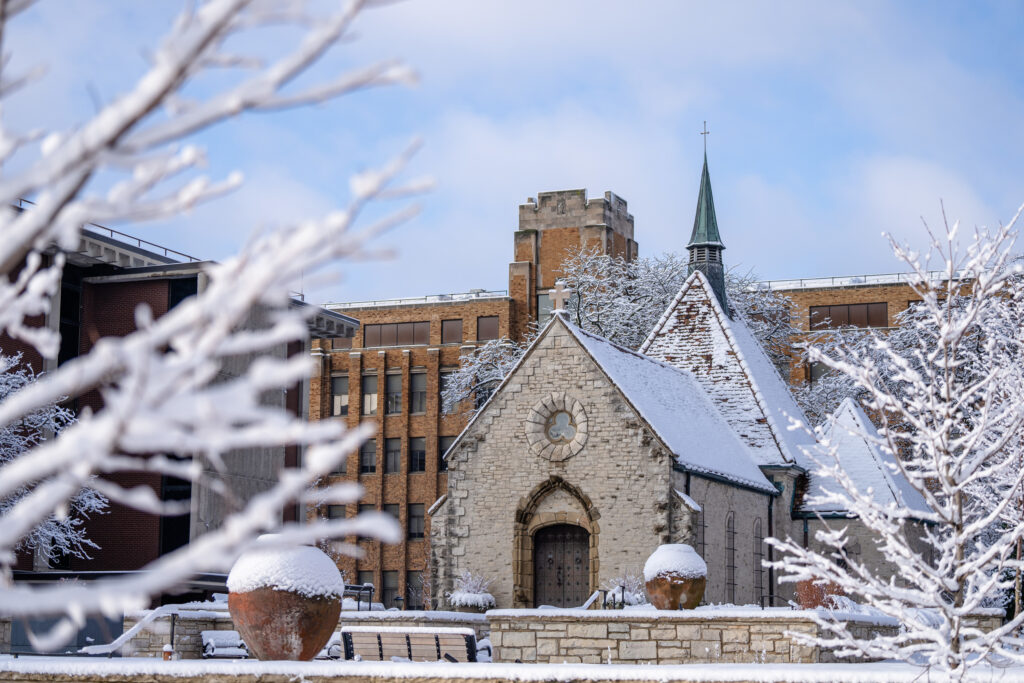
[645,574,706,610]
[228,587,340,661]
[795,579,844,609]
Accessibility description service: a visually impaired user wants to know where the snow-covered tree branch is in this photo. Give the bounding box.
[769,209,1024,677]
[0,0,417,649]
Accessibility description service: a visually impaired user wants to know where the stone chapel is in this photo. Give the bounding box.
[428,154,930,609]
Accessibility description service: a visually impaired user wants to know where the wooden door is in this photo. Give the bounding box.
[533,524,590,607]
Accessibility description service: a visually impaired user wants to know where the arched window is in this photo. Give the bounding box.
[695,510,705,557]
[725,512,736,603]
[753,518,764,605]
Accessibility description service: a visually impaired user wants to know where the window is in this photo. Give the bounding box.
[332,451,347,475]
[385,373,402,415]
[357,570,374,588]
[537,293,554,324]
[474,384,494,409]
[382,571,400,608]
[410,373,427,413]
[407,571,425,610]
[409,437,426,473]
[439,372,454,414]
[441,319,462,345]
[361,375,378,415]
[384,438,401,474]
[695,510,705,557]
[725,512,736,603]
[753,518,765,605]
[327,505,346,519]
[383,504,400,521]
[359,439,376,474]
[810,303,888,330]
[438,436,455,472]
[476,315,499,341]
[808,361,829,384]
[363,322,429,348]
[331,336,352,350]
[408,503,425,539]
[331,376,349,416]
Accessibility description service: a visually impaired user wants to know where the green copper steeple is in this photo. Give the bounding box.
[687,151,729,315]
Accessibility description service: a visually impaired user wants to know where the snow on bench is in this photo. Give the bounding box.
[201,630,248,659]
[314,632,343,660]
[339,625,477,662]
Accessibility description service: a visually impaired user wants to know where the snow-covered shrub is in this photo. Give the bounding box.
[601,572,647,606]
[447,571,496,610]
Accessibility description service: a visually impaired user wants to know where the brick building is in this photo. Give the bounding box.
[309,189,636,608]
[5,225,355,578]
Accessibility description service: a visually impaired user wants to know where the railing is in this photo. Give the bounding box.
[328,289,509,310]
[16,198,202,263]
[757,270,970,291]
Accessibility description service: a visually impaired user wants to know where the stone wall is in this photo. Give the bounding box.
[487,609,898,665]
[432,322,676,608]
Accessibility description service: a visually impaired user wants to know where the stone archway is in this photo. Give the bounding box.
[513,476,600,607]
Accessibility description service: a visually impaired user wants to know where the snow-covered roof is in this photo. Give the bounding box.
[562,319,776,493]
[640,271,816,469]
[801,398,932,516]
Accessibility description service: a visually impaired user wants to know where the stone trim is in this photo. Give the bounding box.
[512,476,601,607]
[524,392,588,462]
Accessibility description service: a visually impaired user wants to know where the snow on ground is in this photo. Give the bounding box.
[3,656,1024,682]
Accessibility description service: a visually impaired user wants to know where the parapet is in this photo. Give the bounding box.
[518,189,634,240]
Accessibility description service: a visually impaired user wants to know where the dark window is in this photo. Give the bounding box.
[753,518,765,605]
[364,325,380,347]
[361,375,378,416]
[810,303,888,330]
[477,316,499,341]
[382,571,400,608]
[327,505,346,519]
[384,438,401,474]
[696,510,705,558]
[808,362,829,384]
[331,376,349,416]
[168,276,198,310]
[359,439,376,474]
[409,438,426,473]
[385,374,402,415]
[407,571,424,610]
[383,504,400,521]
[362,322,430,348]
[408,504,425,539]
[438,436,455,472]
[332,336,352,350]
[441,319,463,345]
[725,512,736,603]
[357,570,374,588]
[410,373,427,413]
[358,503,375,515]
[58,282,82,367]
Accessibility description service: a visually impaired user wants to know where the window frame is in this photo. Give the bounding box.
[476,315,499,341]
[409,437,426,473]
[361,374,378,416]
[408,503,425,539]
[441,319,462,345]
[384,373,402,415]
[410,372,427,414]
[753,517,765,605]
[384,438,401,474]
[331,375,349,417]
[725,511,737,603]
[359,439,377,474]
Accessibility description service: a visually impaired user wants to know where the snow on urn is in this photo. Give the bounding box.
[643,544,707,610]
[227,538,343,660]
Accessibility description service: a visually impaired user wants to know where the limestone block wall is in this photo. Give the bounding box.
[487,609,898,665]
[673,472,774,607]
[433,323,675,608]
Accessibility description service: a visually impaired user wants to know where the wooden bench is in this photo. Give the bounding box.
[201,630,248,659]
[340,626,477,662]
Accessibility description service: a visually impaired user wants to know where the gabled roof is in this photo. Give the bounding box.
[800,398,931,516]
[688,153,723,249]
[555,316,775,493]
[440,313,775,494]
[640,271,816,468]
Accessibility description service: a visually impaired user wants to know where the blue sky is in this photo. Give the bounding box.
[8,1,1024,303]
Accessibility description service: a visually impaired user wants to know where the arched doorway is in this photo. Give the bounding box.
[533,524,590,607]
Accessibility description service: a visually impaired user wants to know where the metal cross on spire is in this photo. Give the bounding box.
[549,281,573,311]
[701,121,710,153]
